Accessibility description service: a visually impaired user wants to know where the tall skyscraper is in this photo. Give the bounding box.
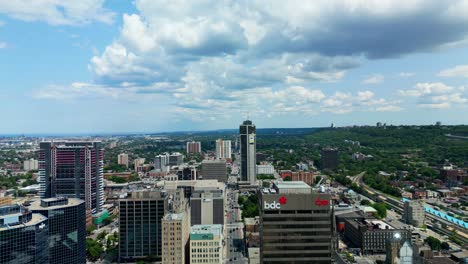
[168,152,184,166]
[0,204,49,264]
[260,181,335,263]
[215,139,232,159]
[240,120,256,184]
[119,189,167,262]
[39,141,104,214]
[186,141,201,154]
[201,159,227,182]
[117,153,129,167]
[29,197,86,264]
[403,200,425,228]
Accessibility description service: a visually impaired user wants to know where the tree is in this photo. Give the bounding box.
[97,231,108,241]
[424,236,442,251]
[314,176,322,184]
[86,224,97,235]
[360,200,372,206]
[371,203,387,219]
[86,238,103,260]
[283,176,292,181]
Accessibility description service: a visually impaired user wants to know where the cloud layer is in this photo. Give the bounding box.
[31,0,468,124]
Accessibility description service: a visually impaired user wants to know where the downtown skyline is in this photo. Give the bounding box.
[1,0,468,134]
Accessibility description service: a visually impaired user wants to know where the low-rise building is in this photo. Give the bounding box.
[403,200,425,228]
[190,224,224,264]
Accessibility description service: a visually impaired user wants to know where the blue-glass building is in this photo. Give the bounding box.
[0,204,49,264]
[29,197,86,264]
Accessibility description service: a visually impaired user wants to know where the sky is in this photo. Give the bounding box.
[1,0,468,134]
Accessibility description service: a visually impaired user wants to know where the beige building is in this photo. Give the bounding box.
[190,224,224,264]
[162,211,191,264]
[403,200,425,228]
[23,158,38,171]
[117,153,129,167]
[133,157,145,172]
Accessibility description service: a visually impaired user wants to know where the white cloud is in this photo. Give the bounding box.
[0,0,115,25]
[438,65,468,78]
[362,74,384,84]
[399,72,415,77]
[0,42,6,49]
[375,105,403,112]
[399,82,468,109]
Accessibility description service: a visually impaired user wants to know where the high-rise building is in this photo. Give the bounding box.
[24,158,39,171]
[162,210,191,264]
[119,189,167,262]
[321,148,339,170]
[29,197,86,264]
[190,184,225,226]
[215,139,232,160]
[260,181,335,263]
[201,160,227,182]
[0,204,49,264]
[186,141,201,154]
[403,200,425,228]
[190,225,224,264]
[118,153,129,168]
[168,152,184,166]
[134,157,145,172]
[39,141,104,214]
[240,120,256,184]
[155,153,169,171]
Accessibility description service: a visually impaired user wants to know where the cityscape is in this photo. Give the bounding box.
[1,1,468,264]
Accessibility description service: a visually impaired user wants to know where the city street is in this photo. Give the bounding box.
[225,174,248,264]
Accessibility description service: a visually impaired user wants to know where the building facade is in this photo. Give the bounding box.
[186,141,201,154]
[133,158,145,173]
[24,158,39,171]
[29,197,86,264]
[168,152,184,166]
[162,211,191,264]
[119,190,166,262]
[215,139,232,160]
[403,200,425,228]
[240,120,256,184]
[0,204,49,264]
[256,164,275,175]
[190,225,224,264]
[190,189,224,226]
[201,160,227,182]
[260,181,335,263]
[39,141,104,214]
[155,153,169,171]
[321,148,339,170]
[117,153,129,167]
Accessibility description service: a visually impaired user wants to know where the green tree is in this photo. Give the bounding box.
[360,200,372,206]
[441,242,450,250]
[86,238,103,260]
[424,236,442,251]
[283,176,292,181]
[371,203,387,219]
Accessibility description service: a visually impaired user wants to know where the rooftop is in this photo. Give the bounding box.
[0,212,47,231]
[163,212,186,221]
[272,180,311,194]
[190,224,223,239]
[29,197,84,210]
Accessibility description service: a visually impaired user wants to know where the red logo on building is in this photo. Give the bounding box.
[279,196,287,205]
[314,198,329,206]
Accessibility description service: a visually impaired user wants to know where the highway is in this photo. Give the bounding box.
[353,172,468,248]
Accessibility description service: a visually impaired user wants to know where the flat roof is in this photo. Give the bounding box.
[28,198,84,210]
[274,181,311,189]
[0,213,47,231]
[191,224,223,237]
[163,212,185,221]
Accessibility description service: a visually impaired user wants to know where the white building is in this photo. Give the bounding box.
[256,164,275,175]
[155,153,169,171]
[117,153,129,167]
[190,225,224,264]
[23,158,38,171]
[215,139,232,160]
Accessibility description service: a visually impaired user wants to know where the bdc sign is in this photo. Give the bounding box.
[264,196,287,209]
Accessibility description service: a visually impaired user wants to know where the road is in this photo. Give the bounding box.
[225,179,248,264]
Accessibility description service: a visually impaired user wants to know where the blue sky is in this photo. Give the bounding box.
[1,0,468,134]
